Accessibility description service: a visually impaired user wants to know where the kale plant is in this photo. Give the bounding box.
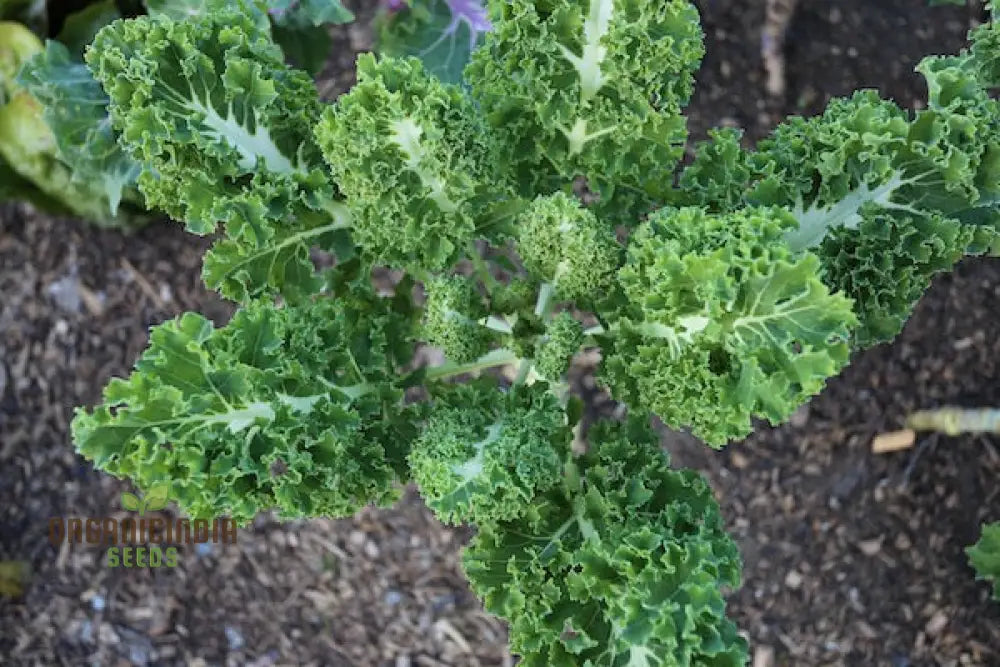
[72,0,1000,663]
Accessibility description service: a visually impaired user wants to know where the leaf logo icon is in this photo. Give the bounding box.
[144,484,170,512]
[120,484,171,516]
[120,492,142,514]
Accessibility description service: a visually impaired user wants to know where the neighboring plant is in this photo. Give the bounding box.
[0,1,152,226]
[970,522,1000,600]
[0,0,354,227]
[70,0,1000,663]
[905,406,1000,601]
[376,0,491,84]
[907,406,1000,435]
[0,18,143,226]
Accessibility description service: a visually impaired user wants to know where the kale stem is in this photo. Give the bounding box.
[425,348,521,381]
[467,240,499,291]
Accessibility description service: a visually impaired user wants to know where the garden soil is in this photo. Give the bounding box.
[3,1,1000,665]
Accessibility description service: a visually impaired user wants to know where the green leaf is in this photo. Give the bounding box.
[89,2,345,297]
[410,380,570,525]
[73,290,420,523]
[600,206,857,446]
[465,0,704,221]
[18,41,142,217]
[463,417,747,666]
[675,86,1000,346]
[144,0,352,75]
[143,0,227,21]
[56,0,121,59]
[315,53,513,272]
[376,0,491,85]
[969,521,1000,600]
[267,0,354,27]
[0,89,142,226]
[120,491,141,512]
[515,192,621,304]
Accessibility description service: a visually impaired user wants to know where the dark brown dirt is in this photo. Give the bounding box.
[2,1,1000,666]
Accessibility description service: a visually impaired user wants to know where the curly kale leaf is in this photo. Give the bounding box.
[533,312,584,383]
[72,289,419,523]
[144,0,354,74]
[818,211,971,346]
[672,127,752,213]
[410,381,570,525]
[316,53,512,272]
[463,416,747,666]
[599,206,856,447]
[421,275,498,363]
[466,0,704,221]
[516,192,623,304]
[676,84,998,346]
[87,3,344,300]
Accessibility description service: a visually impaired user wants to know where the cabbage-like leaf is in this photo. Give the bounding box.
[18,41,141,216]
[377,0,491,84]
[0,88,147,226]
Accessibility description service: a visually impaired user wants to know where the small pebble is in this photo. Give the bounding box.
[925,611,948,636]
[225,625,245,651]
